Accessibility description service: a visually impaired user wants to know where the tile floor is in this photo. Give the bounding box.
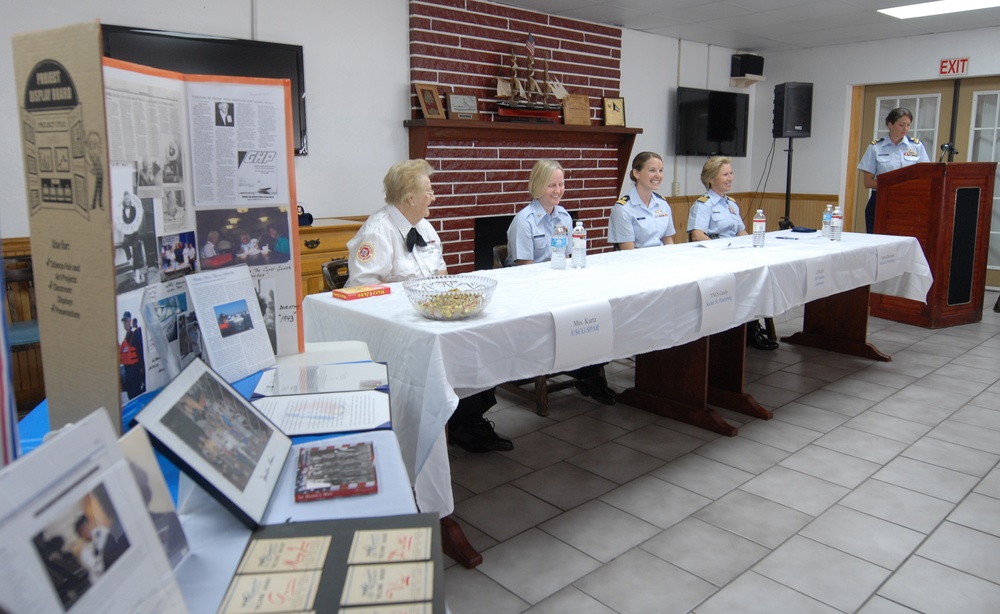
[442,290,1000,613]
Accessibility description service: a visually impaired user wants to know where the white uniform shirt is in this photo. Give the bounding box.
[346,205,445,287]
[607,187,675,248]
[505,199,573,265]
[857,135,930,178]
[687,190,745,239]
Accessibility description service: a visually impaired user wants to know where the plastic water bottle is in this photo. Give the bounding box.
[830,205,843,242]
[752,209,766,248]
[550,222,568,269]
[572,221,587,268]
[822,204,833,239]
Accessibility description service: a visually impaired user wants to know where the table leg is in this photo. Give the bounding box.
[781,285,891,361]
[707,325,772,421]
[618,325,770,437]
[441,515,482,569]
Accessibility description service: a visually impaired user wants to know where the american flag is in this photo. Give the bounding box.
[526,34,535,57]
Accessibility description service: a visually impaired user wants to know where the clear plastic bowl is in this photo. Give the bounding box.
[402,275,498,321]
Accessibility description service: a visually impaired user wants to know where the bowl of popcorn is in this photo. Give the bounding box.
[402,275,497,321]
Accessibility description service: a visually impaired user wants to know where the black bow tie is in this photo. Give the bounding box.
[406,227,427,252]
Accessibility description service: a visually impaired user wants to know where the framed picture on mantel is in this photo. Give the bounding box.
[446,93,480,121]
[415,83,446,120]
[603,97,626,126]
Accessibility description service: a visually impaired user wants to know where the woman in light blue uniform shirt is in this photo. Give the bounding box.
[687,156,747,241]
[857,107,930,233]
[504,159,617,405]
[608,152,675,249]
[688,157,776,351]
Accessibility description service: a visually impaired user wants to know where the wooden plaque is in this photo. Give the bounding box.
[563,94,590,125]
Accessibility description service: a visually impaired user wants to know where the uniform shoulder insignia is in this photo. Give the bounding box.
[911,137,920,144]
[871,137,883,145]
[616,195,629,205]
[653,192,667,201]
[696,195,709,203]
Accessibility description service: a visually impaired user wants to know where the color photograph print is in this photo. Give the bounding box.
[117,292,148,404]
[214,299,254,339]
[195,206,292,270]
[32,482,130,611]
[159,230,198,283]
[158,369,274,492]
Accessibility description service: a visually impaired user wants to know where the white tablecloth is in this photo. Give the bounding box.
[304,231,932,513]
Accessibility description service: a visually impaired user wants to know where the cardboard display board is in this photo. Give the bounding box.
[12,22,121,431]
[12,23,303,433]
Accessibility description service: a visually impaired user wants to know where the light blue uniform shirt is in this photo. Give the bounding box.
[687,190,745,239]
[607,187,675,248]
[857,135,930,177]
[505,199,573,265]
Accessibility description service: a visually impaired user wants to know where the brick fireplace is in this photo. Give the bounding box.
[408,0,629,273]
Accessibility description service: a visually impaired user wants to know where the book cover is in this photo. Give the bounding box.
[295,442,378,503]
[332,285,390,300]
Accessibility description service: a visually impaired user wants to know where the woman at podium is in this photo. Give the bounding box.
[857,107,930,233]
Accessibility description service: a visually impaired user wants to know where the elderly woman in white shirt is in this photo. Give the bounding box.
[345,159,510,454]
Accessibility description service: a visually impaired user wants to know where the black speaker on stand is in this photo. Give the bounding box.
[772,82,813,229]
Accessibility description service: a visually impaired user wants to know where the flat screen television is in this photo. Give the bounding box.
[101,24,308,155]
[674,87,748,157]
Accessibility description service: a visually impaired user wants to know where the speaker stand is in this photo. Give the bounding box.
[780,137,795,230]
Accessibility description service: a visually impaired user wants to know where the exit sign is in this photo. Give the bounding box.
[940,58,969,76]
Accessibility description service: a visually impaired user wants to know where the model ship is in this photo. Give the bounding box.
[496,35,567,122]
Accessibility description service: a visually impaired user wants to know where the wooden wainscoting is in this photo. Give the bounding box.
[3,237,44,416]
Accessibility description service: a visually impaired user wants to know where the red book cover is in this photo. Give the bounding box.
[295,442,378,502]
[332,285,391,300]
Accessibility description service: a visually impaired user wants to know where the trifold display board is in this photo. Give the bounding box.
[11,22,303,433]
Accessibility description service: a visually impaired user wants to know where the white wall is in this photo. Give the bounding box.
[752,26,1000,206]
[620,30,753,198]
[0,0,409,238]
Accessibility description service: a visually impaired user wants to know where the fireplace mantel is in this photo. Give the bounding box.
[404,119,643,194]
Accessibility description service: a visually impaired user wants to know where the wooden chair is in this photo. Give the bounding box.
[322,257,350,290]
[492,244,586,416]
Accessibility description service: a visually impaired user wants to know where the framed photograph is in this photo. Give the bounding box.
[446,93,480,121]
[415,83,446,120]
[134,357,292,529]
[603,97,626,126]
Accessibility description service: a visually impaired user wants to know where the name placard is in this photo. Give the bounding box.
[698,274,736,334]
[875,245,905,283]
[804,257,832,303]
[550,300,613,372]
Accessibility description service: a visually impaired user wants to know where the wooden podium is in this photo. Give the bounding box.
[870,162,996,328]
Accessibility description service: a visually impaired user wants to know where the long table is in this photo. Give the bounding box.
[303,231,932,562]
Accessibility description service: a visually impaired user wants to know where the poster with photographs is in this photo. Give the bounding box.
[134,358,291,529]
[0,409,184,614]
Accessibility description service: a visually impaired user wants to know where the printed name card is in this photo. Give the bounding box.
[550,300,614,372]
[698,274,736,334]
[348,527,433,564]
[875,244,905,283]
[804,258,832,303]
